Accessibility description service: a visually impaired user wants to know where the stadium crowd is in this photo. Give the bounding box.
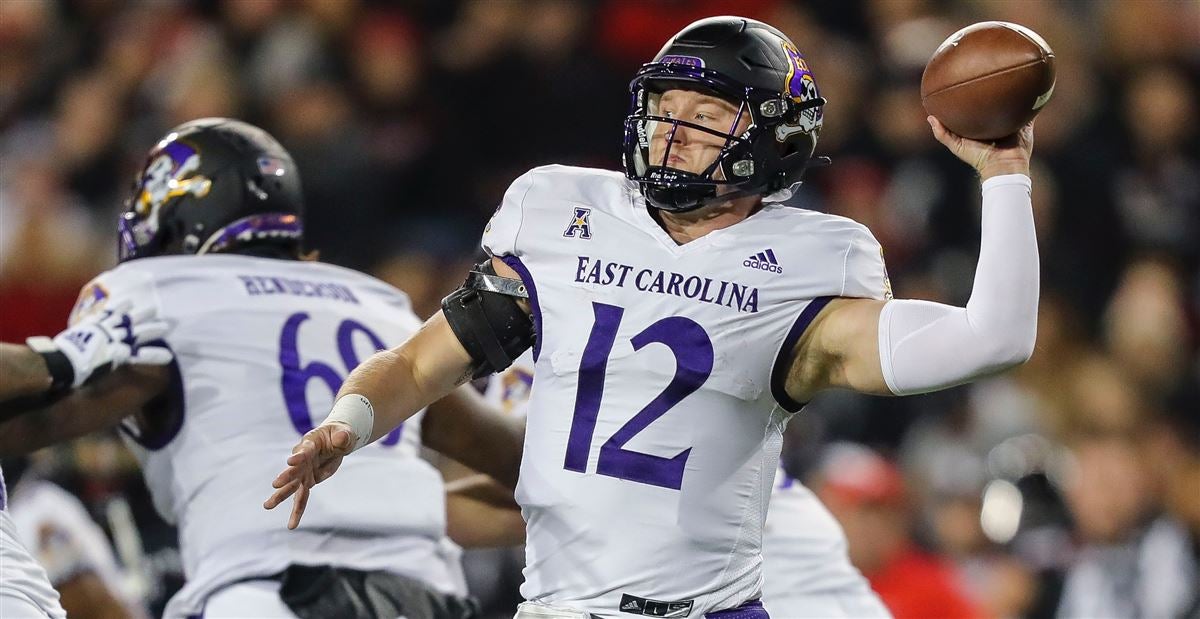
[0,0,1197,617]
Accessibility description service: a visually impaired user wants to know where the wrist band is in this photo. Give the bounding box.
[324,394,375,452]
[26,336,76,395]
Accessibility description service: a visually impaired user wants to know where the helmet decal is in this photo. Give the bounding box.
[256,156,288,177]
[659,55,704,68]
[782,41,823,133]
[136,140,212,217]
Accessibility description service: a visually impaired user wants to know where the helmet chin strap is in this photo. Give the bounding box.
[645,153,831,212]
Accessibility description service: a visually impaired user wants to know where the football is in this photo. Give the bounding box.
[921,21,1056,141]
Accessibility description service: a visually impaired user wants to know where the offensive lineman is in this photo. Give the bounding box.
[1,306,171,618]
[1,118,523,618]
[269,16,1038,619]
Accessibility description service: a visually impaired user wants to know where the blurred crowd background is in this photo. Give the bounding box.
[1,0,1197,617]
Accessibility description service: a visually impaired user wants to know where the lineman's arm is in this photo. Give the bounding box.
[0,302,173,443]
[0,365,169,456]
[422,385,525,490]
[0,343,56,398]
[785,117,1039,402]
[445,474,526,548]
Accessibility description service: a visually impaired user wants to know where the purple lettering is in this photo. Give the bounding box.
[615,264,635,287]
[649,271,666,294]
[666,272,684,296]
[635,269,653,290]
[575,256,590,282]
[743,288,759,313]
[729,284,746,310]
[586,260,603,284]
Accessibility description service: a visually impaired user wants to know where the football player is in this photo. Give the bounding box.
[0,118,523,618]
[270,16,1038,619]
[1,306,171,619]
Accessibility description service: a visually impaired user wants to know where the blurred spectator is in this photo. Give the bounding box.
[1056,431,1199,617]
[811,443,986,619]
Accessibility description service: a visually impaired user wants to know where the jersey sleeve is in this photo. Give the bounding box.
[841,225,892,301]
[480,169,539,258]
[68,265,162,327]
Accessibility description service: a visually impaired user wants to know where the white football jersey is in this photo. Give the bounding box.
[1,470,67,619]
[482,165,889,617]
[490,353,884,617]
[761,469,888,617]
[69,255,457,617]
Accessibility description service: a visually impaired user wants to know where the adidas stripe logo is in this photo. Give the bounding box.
[743,248,783,273]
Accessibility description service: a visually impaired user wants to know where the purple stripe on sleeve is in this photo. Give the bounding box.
[499,255,542,362]
[770,296,834,412]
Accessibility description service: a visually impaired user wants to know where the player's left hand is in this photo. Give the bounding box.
[929,115,1034,180]
[264,423,356,529]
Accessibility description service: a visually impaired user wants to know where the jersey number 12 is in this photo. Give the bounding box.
[563,302,713,490]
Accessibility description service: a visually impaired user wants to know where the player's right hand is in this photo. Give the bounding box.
[264,422,356,529]
[928,115,1034,180]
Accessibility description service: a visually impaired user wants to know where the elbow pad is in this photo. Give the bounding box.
[442,261,535,379]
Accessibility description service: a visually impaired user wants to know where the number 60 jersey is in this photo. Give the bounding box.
[484,166,890,617]
[69,255,457,618]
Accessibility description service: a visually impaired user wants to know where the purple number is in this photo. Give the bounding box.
[563,303,714,490]
[280,313,341,435]
[564,303,624,473]
[279,312,401,445]
[336,319,401,445]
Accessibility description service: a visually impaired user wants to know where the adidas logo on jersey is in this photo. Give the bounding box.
[618,594,694,617]
[743,248,783,274]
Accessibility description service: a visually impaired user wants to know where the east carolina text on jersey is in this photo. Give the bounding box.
[574,255,760,313]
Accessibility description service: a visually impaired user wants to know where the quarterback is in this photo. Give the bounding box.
[270,16,1038,619]
[1,119,521,618]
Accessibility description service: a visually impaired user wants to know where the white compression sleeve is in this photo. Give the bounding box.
[878,174,1039,395]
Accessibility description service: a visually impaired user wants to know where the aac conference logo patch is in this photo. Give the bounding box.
[563,207,593,239]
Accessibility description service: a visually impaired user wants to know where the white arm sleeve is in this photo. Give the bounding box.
[878,174,1038,395]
